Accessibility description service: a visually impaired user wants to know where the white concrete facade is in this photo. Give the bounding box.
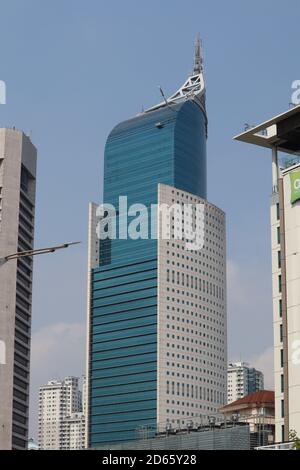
[271,189,284,441]
[157,184,227,431]
[85,202,99,448]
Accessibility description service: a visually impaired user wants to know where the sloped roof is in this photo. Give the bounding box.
[220,390,275,413]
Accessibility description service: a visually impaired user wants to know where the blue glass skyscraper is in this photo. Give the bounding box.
[86,39,227,448]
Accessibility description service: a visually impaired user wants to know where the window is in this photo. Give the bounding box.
[277,226,281,244]
[278,251,281,269]
[281,374,284,393]
[281,399,284,418]
[282,425,285,443]
[279,275,282,293]
[21,166,30,193]
[280,349,284,368]
[280,324,283,343]
[279,299,283,318]
[276,203,280,221]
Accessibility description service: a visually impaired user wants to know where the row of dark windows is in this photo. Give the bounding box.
[18,225,33,244]
[19,184,34,211]
[14,340,29,357]
[15,328,29,345]
[16,305,30,323]
[16,293,31,311]
[13,412,27,426]
[14,375,29,391]
[14,364,29,379]
[166,269,224,300]
[93,266,157,286]
[17,270,32,289]
[12,436,26,449]
[17,259,32,278]
[19,212,33,233]
[92,292,157,311]
[14,352,29,368]
[17,282,31,301]
[93,258,157,276]
[13,400,27,413]
[15,317,30,334]
[18,237,32,253]
[94,275,157,295]
[12,424,26,437]
[19,201,33,222]
[13,387,28,402]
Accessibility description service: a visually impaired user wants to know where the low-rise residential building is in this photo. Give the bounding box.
[220,390,275,447]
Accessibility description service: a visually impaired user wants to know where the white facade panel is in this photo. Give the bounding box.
[157,184,227,431]
[270,193,284,442]
[282,169,300,439]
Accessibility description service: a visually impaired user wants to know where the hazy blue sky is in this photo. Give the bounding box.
[1,0,299,437]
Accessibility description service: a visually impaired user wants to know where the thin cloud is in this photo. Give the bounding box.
[227,258,273,368]
[250,347,274,390]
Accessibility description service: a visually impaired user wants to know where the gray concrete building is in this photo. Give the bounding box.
[0,128,37,449]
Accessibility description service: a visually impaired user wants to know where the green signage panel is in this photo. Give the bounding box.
[290,170,300,204]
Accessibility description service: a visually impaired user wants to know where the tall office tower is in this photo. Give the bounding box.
[86,39,227,447]
[235,105,300,443]
[0,128,37,450]
[38,376,85,450]
[227,361,264,403]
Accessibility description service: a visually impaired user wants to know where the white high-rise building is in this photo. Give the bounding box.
[235,104,300,443]
[270,162,300,442]
[0,128,37,450]
[227,361,264,404]
[38,376,86,450]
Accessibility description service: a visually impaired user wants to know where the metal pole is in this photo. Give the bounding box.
[0,241,80,265]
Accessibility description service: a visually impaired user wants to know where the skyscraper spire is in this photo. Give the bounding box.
[145,35,206,114]
[193,34,203,75]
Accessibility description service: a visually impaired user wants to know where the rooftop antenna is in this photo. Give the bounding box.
[158,86,177,113]
[145,36,205,114]
[159,86,168,106]
[193,34,203,75]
